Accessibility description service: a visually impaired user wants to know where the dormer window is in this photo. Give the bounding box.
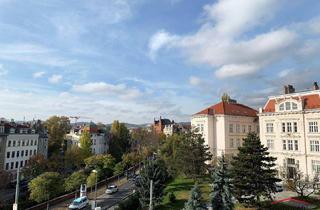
[285,102,291,110]
[278,101,299,111]
[279,104,284,111]
[292,103,298,110]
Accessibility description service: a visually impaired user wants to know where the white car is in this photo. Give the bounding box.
[106,185,118,194]
[68,196,88,209]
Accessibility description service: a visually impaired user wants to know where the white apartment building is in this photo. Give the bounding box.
[66,123,108,155]
[0,122,39,174]
[191,97,259,159]
[259,82,320,178]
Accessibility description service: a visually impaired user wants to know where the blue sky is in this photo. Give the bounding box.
[0,0,320,124]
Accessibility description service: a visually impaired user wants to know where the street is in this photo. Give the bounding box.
[50,180,135,210]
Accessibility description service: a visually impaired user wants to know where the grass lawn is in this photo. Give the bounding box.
[157,176,211,210]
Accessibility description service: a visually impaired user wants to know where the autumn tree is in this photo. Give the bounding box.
[84,154,116,178]
[22,154,48,180]
[45,116,71,155]
[64,146,85,170]
[109,121,130,162]
[64,171,87,192]
[79,130,92,158]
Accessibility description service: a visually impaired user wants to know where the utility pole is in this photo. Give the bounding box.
[149,180,153,210]
[13,167,20,210]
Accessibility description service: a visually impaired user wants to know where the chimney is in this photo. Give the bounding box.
[284,84,295,94]
[313,82,319,90]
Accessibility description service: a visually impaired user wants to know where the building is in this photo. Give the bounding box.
[0,119,39,176]
[191,96,259,158]
[259,82,320,178]
[66,122,108,155]
[163,122,191,136]
[153,117,174,134]
[37,132,48,158]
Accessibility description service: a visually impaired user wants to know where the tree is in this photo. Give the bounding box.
[0,170,11,189]
[183,184,205,210]
[109,120,130,162]
[86,172,98,188]
[137,158,168,208]
[22,154,48,180]
[230,132,280,207]
[64,146,85,170]
[29,172,63,203]
[211,155,234,210]
[160,134,183,177]
[84,154,116,178]
[64,171,87,192]
[177,131,212,179]
[45,116,71,155]
[79,130,92,158]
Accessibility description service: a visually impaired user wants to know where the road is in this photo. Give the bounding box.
[50,180,135,210]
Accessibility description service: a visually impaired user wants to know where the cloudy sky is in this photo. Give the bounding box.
[0,0,320,124]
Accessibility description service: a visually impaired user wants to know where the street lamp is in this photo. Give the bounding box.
[92,170,98,209]
[13,167,20,210]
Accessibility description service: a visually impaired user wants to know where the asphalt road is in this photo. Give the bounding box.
[51,180,135,210]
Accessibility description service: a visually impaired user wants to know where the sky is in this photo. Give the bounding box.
[0,0,320,124]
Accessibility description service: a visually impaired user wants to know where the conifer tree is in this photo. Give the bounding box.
[210,154,234,210]
[183,184,205,210]
[230,132,280,207]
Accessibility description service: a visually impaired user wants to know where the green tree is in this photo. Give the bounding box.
[183,184,205,210]
[84,154,115,178]
[177,131,212,179]
[64,171,87,192]
[79,130,92,158]
[22,154,48,180]
[137,158,168,208]
[64,146,85,170]
[29,172,63,203]
[230,132,280,207]
[45,116,71,155]
[109,120,130,162]
[211,155,234,210]
[86,172,98,188]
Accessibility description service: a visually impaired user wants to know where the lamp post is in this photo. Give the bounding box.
[13,167,20,210]
[92,170,98,209]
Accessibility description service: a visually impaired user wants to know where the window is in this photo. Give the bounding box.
[20,161,23,168]
[248,125,252,132]
[13,141,16,147]
[236,124,240,133]
[30,140,33,146]
[34,140,37,145]
[288,140,293,151]
[22,140,25,146]
[287,122,292,133]
[11,151,15,158]
[292,103,298,110]
[267,139,274,150]
[26,140,29,146]
[8,141,11,147]
[10,162,14,170]
[266,123,274,133]
[229,124,234,133]
[285,102,291,110]
[282,123,286,133]
[294,140,299,151]
[309,122,319,133]
[287,158,295,165]
[230,139,234,148]
[283,140,286,150]
[25,150,28,156]
[17,140,21,147]
[200,124,204,132]
[17,151,19,157]
[294,122,298,133]
[310,140,320,152]
[236,139,241,147]
[279,103,284,111]
[30,150,32,156]
[25,160,27,166]
[312,160,320,173]
[242,125,246,133]
[21,150,24,157]
[15,161,18,169]
[34,149,36,155]
[5,163,9,170]
[6,152,10,158]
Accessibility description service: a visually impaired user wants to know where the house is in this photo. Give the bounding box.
[153,117,174,134]
[259,82,320,178]
[191,95,259,159]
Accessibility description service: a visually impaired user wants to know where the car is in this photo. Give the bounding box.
[106,185,118,194]
[275,181,284,192]
[68,196,88,209]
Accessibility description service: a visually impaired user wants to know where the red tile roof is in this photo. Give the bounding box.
[195,101,258,117]
[263,93,320,113]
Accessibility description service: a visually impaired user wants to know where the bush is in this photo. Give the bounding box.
[168,192,176,203]
[116,193,140,210]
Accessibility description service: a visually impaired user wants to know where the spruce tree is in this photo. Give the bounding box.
[211,155,234,210]
[183,184,205,210]
[230,132,280,207]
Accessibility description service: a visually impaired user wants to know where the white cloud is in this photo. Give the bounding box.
[72,82,141,99]
[216,63,260,78]
[148,30,178,60]
[278,69,293,78]
[189,76,201,86]
[48,74,63,84]
[32,71,46,78]
[0,64,8,76]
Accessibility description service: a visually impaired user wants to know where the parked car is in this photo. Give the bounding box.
[275,181,284,192]
[68,196,88,209]
[106,185,118,194]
